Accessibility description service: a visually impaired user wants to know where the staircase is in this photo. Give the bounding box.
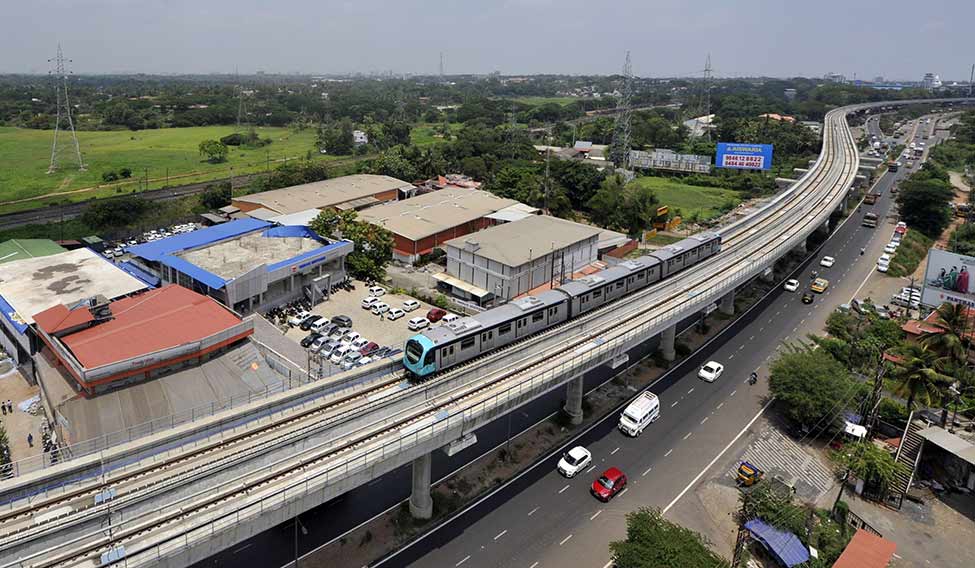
[888,411,926,508]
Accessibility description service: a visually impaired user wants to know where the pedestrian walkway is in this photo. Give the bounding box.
[730,426,835,501]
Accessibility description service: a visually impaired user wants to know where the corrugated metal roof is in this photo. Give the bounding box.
[33,303,95,335]
[58,285,244,369]
[917,426,975,465]
[232,174,411,215]
[445,215,601,267]
[743,519,809,567]
[833,529,896,568]
[358,189,519,241]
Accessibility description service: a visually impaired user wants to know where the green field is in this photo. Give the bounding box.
[0,125,331,212]
[627,176,741,221]
[510,96,579,106]
[409,122,464,146]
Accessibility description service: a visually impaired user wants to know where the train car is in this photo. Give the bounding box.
[560,256,663,317]
[404,290,569,378]
[649,232,721,279]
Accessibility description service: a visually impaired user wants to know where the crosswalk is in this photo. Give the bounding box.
[729,426,835,500]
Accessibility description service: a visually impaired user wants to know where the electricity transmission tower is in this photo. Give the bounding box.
[235,67,246,131]
[439,52,445,83]
[703,54,713,141]
[47,44,84,173]
[610,51,633,170]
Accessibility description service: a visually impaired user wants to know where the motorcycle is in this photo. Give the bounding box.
[748,372,758,385]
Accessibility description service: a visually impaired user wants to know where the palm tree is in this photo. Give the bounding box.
[921,303,969,364]
[891,344,953,411]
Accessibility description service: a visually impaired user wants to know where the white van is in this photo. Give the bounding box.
[441,313,460,324]
[330,345,352,364]
[618,392,660,437]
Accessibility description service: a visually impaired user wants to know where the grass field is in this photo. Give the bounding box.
[409,123,464,146]
[627,176,741,221]
[0,125,331,212]
[510,96,579,106]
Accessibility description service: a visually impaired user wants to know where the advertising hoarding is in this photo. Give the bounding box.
[715,143,774,170]
[920,249,975,308]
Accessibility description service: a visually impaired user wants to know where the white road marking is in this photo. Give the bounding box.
[590,510,602,520]
[716,402,724,410]
[730,390,737,397]
[664,449,673,457]
[642,466,653,476]
[528,507,539,516]
[558,484,570,494]
[530,563,539,568]
[729,354,735,359]
[494,530,507,541]
[738,345,744,351]
[662,398,775,515]
[683,432,692,440]
[559,534,573,546]
[671,401,679,407]
[619,488,629,497]
[609,447,620,455]
[701,417,708,425]
[585,465,596,473]
[687,387,694,394]
[456,555,470,566]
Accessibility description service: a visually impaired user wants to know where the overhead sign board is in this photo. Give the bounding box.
[921,249,975,308]
[716,143,774,170]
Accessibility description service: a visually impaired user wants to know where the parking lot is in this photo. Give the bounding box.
[283,282,446,372]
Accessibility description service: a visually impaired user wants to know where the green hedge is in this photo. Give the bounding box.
[887,230,934,277]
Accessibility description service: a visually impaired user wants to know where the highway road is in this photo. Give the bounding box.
[379,127,920,568]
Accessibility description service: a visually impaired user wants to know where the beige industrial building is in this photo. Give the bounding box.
[231,174,415,217]
[438,215,603,304]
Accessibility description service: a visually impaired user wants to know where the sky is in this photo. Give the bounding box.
[3,0,972,81]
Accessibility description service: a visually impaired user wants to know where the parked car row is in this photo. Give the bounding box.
[100,223,199,259]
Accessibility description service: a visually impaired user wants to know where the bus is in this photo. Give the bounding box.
[863,212,878,228]
[887,160,899,172]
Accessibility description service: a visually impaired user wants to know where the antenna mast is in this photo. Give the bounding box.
[610,51,633,170]
[47,43,84,173]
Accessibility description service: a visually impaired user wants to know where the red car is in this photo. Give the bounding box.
[591,467,627,501]
[359,341,380,356]
[426,307,447,322]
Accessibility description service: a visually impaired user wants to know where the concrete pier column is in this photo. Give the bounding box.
[563,377,584,425]
[819,219,831,235]
[719,289,736,316]
[409,453,433,519]
[660,324,676,362]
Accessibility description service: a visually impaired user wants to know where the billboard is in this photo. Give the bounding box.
[921,249,975,308]
[715,143,774,170]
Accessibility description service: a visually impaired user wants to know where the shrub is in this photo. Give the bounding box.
[101,171,119,183]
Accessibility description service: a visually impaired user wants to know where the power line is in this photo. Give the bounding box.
[47,43,85,173]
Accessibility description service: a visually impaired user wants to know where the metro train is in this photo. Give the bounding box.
[403,231,721,379]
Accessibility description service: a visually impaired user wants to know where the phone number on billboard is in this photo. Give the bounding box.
[722,155,765,168]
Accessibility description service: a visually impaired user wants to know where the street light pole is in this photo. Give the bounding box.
[294,514,308,567]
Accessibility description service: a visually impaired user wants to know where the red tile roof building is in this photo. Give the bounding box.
[832,529,896,568]
[34,285,253,396]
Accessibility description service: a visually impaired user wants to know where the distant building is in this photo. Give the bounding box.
[629,149,711,174]
[824,72,847,83]
[439,215,603,304]
[415,174,481,192]
[682,114,715,138]
[783,88,797,101]
[759,113,796,123]
[800,121,823,136]
[357,189,530,263]
[127,219,352,313]
[231,174,413,217]
[353,129,369,146]
[923,73,943,90]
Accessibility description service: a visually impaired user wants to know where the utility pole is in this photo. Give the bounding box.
[610,51,633,170]
[47,43,85,173]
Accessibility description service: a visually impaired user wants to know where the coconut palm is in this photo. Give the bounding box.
[891,343,953,411]
[921,302,970,364]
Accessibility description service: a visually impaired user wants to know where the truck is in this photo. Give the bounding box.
[863,212,879,228]
[863,192,881,205]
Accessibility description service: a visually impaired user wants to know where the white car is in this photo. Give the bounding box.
[402,299,420,312]
[368,286,386,297]
[878,253,891,264]
[877,262,890,273]
[371,302,390,315]
[884,243,897,254]
[288,311,311,327]
[387,308,406,321]
[557,446,592,478]
[408,317,430,331]
[357,356,373,367]
[698,361,724,383]
[361,296,380,309]
[820,256,836,268]
[896,221,907,230]
[441,313,460,324]
[783,279,800,293]
[350,337,369,350]
[343,330,361,343]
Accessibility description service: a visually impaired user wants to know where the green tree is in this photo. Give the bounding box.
[309,209,393,281]
[198,139,229,163]
[200,182,231,210]
[623,183,660,237]
[832,442,909,494]
[372,145,419,181]
[890,343,952,411]
[895,177,953,237]
[768,347,860,429]
[609,508,729,568]
[586,174,627,232]
[920,302,969,364]
[80,196,150,229]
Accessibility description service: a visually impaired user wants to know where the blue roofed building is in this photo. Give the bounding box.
[126,219,354,313]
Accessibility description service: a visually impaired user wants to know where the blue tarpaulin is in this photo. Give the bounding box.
[262,225,322,241]
[744,519,810,567]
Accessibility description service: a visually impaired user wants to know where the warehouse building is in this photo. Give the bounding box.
[0,245,148,377]
[438,215,603,304]
[358,189,526,263]
[127,218,353,313]
[230,174,414,217]
[34,285,253,396]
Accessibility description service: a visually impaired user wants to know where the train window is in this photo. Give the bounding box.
[637,272,645,279]
[448,346,455,355]
[616,281,624,289]
[481,332,489,342]
[517,319,525,328]
[628,277,634,284]
[532,311,544,322]
[593,289,602,298]
[423,349,436,366]
[461,337,476,350]
[500,323,511,334]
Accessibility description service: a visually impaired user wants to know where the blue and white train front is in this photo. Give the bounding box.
[404,334,437,378]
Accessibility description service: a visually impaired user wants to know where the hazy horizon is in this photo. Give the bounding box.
[3,0,972,81]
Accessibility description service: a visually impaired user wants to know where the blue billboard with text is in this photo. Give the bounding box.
[715,143,774,170]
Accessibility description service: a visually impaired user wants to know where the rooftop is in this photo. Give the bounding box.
[0,239,67,264]
[446,215,602,266]
[35,285,246,369]
[358,189,519,241]
[832,529,897,568]
[232,174,413,215]
[178,228,323,280]
[0,248,147,328]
